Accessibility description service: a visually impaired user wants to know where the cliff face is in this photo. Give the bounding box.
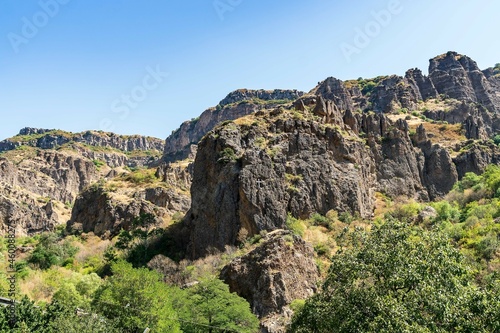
[0,148,101,235]
[304,52,499,122]
[1,128,165,152]
[0,128,164,168]
[67,184,189,237]
[184,52,500,258]
[187,108,380,258]
[67,160,192,237]
[0,129,167,235]
[0,183,59,234]
[0,149,99,203]
[429,52,499,112]
[163,89,304,161]
[186,104,465,257]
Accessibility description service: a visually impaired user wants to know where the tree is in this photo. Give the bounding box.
[49,311,118,333]
[0,296,62,333]
[28,233,78,269]
[0,292,118,333]
[290,219,500,332]
[52,283,87,310]
[174,277,259,333]
[92,260,180,333]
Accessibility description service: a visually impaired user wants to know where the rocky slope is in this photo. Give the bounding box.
[163,89,304,161]
[184,52,500,258]
[0,147,101,235]
[0,129,168,235]
[0,182,60,235]
[67,163,191,237]
[0,128,165,168]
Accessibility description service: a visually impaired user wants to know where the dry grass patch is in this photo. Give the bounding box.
[20,266,76,303]
[412,122,465,147]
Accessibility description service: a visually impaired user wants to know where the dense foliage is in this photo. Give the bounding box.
[0,261,258,332]
[173,278,260,333]
[290,219,500,332]
[92,261,181,333]
[28,233,78,269]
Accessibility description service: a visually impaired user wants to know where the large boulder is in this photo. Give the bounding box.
[220,230,319,333]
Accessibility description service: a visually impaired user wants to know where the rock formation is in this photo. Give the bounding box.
[184,52,500,257]
[0,128,164,168]
[429,51,499,111]
[0,129,168,235]
[163,89,304,161]
[0,149,100,203]
[220,230,319,333]
[187,111,378,258]
[65,154,193,237]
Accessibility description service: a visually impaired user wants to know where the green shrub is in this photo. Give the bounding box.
[28,233,78,270]
[217,147,237,163]
[310,213,330,228]
[432,201,460,223]
[123,168,157,184]
[92,159,105,169]
[476,234,500,260]
[392,201,421,221]
[286,214,305,237]
[15,260,29,279]
[338,211,354,224]
[314,243,329,256]
[456,172,483,191]
[285,173,303,184]
[248,234,262,245]
[483,165,500,195]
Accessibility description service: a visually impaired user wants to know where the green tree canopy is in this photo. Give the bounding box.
[28,233,78,269]
[0,296,63,333]
[174,277,259,333]
[290,219,500,333]
[92,260,180,333]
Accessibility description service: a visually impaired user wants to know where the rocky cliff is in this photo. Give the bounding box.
[163,89,304,161]
[184,52,500,258]
[185,102,453,257]
[303,52,500,129]
[67,160,192,237]
[0,128,165,168]
[0,129,168,235]
[0,148,100,203]
[0,147,101,235]
[186,106,379,258]
[67,184,188,237]
[0,182,59,235]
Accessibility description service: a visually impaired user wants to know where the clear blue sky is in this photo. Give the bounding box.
[1,0,499,140]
